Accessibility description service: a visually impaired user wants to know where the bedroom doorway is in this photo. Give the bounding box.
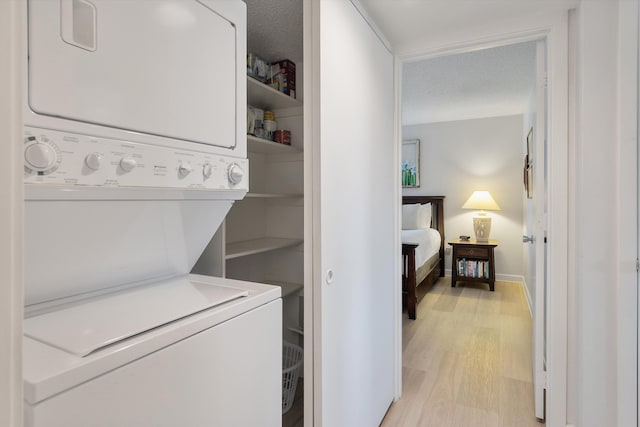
[393,19,569,424]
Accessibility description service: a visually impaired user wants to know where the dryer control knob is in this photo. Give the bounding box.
[24,136,61,174]
[85,153,103,171]
[178,162,193,177]
[120,157,137,172]
[228,163,244,185]
[202,163,213,179]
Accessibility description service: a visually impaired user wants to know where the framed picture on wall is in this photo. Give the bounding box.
[526,128,533,199]
[523,154,530,195]
[402,139,420,188]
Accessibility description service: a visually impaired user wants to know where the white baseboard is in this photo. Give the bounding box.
[495,273,523,283]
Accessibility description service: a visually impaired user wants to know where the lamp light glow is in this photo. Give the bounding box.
[462,190,501,211]
[462,191,501,242]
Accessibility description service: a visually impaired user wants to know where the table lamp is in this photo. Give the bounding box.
[462,190,501,242]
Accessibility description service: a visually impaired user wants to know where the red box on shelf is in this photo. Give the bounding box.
[270,59,296,99]
[274,130,291,145]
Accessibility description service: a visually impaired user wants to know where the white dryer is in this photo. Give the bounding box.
[22,1,282,426]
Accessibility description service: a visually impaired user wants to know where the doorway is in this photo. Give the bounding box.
[396,39,546,423]
[392,17,570,426]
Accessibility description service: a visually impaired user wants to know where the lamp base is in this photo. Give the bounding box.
[473,215,492,242]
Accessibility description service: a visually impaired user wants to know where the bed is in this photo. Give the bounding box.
[402,196,445,319]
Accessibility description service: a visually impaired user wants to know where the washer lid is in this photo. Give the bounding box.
[24,277,248,357]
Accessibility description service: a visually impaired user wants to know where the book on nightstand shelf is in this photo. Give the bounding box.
[457,258,489,279]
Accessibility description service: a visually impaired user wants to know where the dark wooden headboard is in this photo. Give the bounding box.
[402,195,445,272]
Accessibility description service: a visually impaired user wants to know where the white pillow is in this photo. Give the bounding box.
[419,203,432,229]
[402,203,432,229]
[402,204,420,229]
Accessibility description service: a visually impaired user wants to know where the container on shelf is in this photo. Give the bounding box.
[252,107,265,138]
[270,59,296,99]
[263,119,277,131]
[274,129,291,145]
[247,106,267,139]
[253,107,264,129]
[263,119,277,141]
[263,110,275,121]
[247,53,269,83]
[247,107,255,134]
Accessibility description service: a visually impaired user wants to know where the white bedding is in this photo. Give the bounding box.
[402,228,441,269]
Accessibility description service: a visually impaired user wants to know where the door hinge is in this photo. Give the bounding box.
[636,258,639,272]
[539,370,548,389]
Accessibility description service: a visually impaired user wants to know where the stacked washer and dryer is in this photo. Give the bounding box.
[22,1,281,426]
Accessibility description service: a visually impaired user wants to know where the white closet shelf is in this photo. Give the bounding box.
[247,135,300,154]
[225,237,303,260]
[247,76,302,110]
[245,192,303,199]
[264,281,303,298]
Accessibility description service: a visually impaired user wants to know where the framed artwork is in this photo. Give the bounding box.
[523,154,530,196]
[526,128,533,199]
[402,139,420,188]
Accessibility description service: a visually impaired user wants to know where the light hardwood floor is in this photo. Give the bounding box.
[381,278,542,427]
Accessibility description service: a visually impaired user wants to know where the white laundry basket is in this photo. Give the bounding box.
[282,341,303,414]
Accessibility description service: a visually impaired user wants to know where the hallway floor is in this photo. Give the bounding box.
[381,278,542,427]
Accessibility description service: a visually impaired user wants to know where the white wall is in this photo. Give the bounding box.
[0,2,24,426]
[572,1,636,426]
[403,115,525,280]
[615,1,639,426]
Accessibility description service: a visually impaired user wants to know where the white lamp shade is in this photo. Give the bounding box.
[462,190,500,242]
[462,191,501,211]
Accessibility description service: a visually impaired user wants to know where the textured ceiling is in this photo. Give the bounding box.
[402,41,537,125]
[355,0,575,124]
[244,0,303,64]
[357,0,577,53]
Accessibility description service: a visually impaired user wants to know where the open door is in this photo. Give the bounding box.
[531,39,548,421]
[310,0,396,425]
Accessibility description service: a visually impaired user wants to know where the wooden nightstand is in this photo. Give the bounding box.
[448,238,498,291]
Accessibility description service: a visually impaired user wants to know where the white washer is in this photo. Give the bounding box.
[24,275,281,427]
[22,1,282,426]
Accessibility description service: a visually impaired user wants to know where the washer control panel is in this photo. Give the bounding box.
[23,127,248,190]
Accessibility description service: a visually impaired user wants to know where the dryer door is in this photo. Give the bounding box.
[27,0,244,149]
